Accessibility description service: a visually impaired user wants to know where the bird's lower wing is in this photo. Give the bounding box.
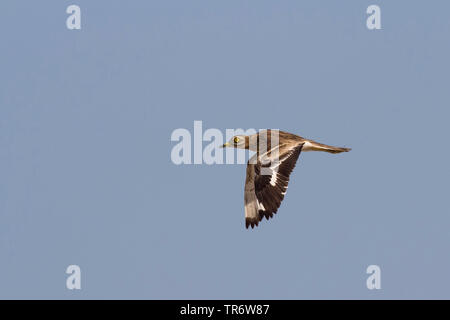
[244,143,304,229]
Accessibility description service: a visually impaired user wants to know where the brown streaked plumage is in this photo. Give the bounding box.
[221,130,351,229]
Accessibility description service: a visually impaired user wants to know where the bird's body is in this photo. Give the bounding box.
[221,130,351,229]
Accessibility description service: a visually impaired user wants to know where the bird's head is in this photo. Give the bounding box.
[221,135,248,149]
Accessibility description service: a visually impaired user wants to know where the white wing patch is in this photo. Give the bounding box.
[257,199,265,211]
[269,172,277,186]
[265,146,297,187]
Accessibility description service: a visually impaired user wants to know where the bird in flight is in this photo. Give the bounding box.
[221,130,351,229]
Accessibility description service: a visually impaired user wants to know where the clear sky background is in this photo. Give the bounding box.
[1,0,449,299]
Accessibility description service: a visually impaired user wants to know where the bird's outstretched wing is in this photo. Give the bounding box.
[244,143,304,229]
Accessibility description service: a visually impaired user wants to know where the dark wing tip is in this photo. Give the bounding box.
[259,209,274,221]
[245,217,259,229]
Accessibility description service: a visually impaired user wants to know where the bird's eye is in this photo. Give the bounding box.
[233,137,240,144]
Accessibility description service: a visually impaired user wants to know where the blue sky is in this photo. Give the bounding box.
[1,0,450,299]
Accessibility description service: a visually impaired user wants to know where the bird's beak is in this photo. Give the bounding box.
[220,142,230,148]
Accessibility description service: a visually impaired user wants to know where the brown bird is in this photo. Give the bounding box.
[221,130,351,229]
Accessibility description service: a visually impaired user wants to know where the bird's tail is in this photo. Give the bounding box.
[304,140,351,154]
